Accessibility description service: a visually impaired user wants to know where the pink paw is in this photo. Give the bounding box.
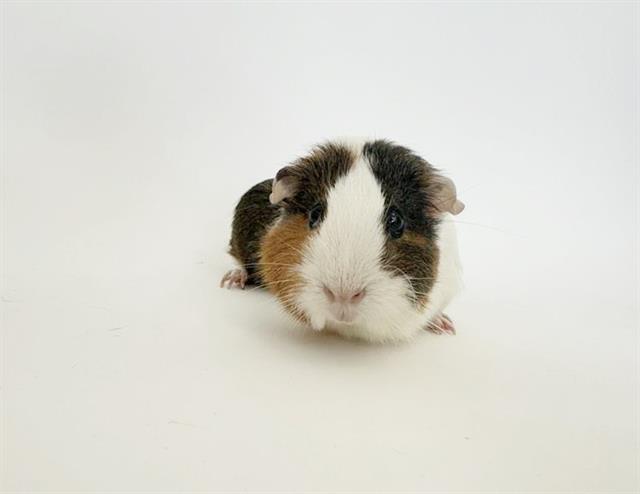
[220,268,248,289]
[426,313,456,335]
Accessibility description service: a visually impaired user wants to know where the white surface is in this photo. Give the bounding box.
[1,3,638,492]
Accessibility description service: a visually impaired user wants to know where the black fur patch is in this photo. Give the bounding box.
[228,179,280,285]
[363,140,441,304]
[228,143,355,285]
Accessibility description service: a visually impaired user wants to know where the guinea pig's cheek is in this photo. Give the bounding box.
[381,233,439,309]
[284,281,318,330]
[364,275,412,318]
[259,215,311,322]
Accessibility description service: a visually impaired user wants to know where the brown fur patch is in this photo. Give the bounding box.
[258,215,310,322]
[382,237,439,308]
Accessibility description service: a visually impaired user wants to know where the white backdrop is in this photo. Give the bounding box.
[2,2,638,492]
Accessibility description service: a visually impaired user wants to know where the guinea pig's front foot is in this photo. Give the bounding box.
[220,267,248,289]
[426,313,456,335]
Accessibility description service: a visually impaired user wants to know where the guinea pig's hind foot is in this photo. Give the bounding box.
[426,313,456,335]
[220,267,248,289]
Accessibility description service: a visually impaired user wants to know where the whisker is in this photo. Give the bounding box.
[241,261,301,269]
[242,278,301,290]
[448,219,524,237]
[279,241,309,260]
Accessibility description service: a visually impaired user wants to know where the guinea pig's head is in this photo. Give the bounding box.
[259,140,464,341]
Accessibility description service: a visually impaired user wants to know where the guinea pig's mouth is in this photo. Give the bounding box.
[327,307,358,325]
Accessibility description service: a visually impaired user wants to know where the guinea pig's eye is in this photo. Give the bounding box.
[386,207,405,239]
[308,203,324,229]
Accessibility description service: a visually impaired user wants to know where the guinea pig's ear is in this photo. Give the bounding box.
[430,174,465,215]
[269,166,299,204]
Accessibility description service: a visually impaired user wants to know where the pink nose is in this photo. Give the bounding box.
[323,286,366,304]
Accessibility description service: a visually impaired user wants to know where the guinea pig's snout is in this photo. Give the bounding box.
[321,284,366,324]
[322,285,366,323]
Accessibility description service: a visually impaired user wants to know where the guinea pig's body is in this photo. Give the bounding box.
[222,139,464,343]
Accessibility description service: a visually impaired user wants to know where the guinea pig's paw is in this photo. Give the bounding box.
[219,267,248,289]
[426,314,456,335]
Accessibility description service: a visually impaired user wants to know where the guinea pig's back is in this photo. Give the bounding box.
[229,179,280,285]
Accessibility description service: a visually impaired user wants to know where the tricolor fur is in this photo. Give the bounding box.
[228,139,463,343]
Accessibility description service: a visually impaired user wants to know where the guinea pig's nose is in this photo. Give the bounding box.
[322,285,336,302]
[323,286,366,305]
[349,289,366,304]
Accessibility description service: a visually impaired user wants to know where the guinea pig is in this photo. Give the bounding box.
[220,139,464,343]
